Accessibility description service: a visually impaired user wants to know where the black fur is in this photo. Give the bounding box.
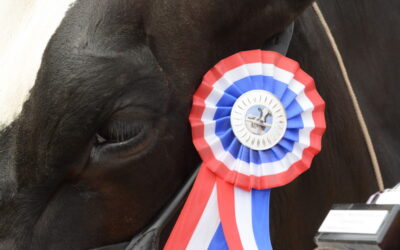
[4,0,398,249]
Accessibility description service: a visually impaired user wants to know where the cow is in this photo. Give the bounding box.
[1,0,399,249]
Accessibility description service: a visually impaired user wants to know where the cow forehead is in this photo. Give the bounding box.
[0,0,77,129]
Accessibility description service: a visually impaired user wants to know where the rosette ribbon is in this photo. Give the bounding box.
[164,50,325,249]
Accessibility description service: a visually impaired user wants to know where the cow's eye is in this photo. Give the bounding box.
[91,107,158,161]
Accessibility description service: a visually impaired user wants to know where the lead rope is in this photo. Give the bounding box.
[312,2,384,191]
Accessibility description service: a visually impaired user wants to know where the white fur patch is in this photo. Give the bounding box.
[0,0,77,129]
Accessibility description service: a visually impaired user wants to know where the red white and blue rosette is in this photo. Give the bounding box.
[165,50,325,250]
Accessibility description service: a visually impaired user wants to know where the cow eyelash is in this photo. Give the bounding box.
[95,120,145,145]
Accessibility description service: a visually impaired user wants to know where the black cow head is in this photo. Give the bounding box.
[0,0,312,249]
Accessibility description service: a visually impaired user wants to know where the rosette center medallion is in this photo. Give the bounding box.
[230,90,287,150]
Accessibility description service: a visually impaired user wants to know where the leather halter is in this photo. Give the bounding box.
[90,22,294,250]
[90,169,199,250]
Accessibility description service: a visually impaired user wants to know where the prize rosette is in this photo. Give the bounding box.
[190,50,325,190]
[165,50,325,250]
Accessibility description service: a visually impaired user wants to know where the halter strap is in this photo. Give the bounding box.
[89,169,199,250]
[262,22,294,55]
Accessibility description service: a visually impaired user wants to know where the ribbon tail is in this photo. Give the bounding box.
[217,178,273,250]
[251,189,273,249]
[164,165,228,250]
[216,178,244,250]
